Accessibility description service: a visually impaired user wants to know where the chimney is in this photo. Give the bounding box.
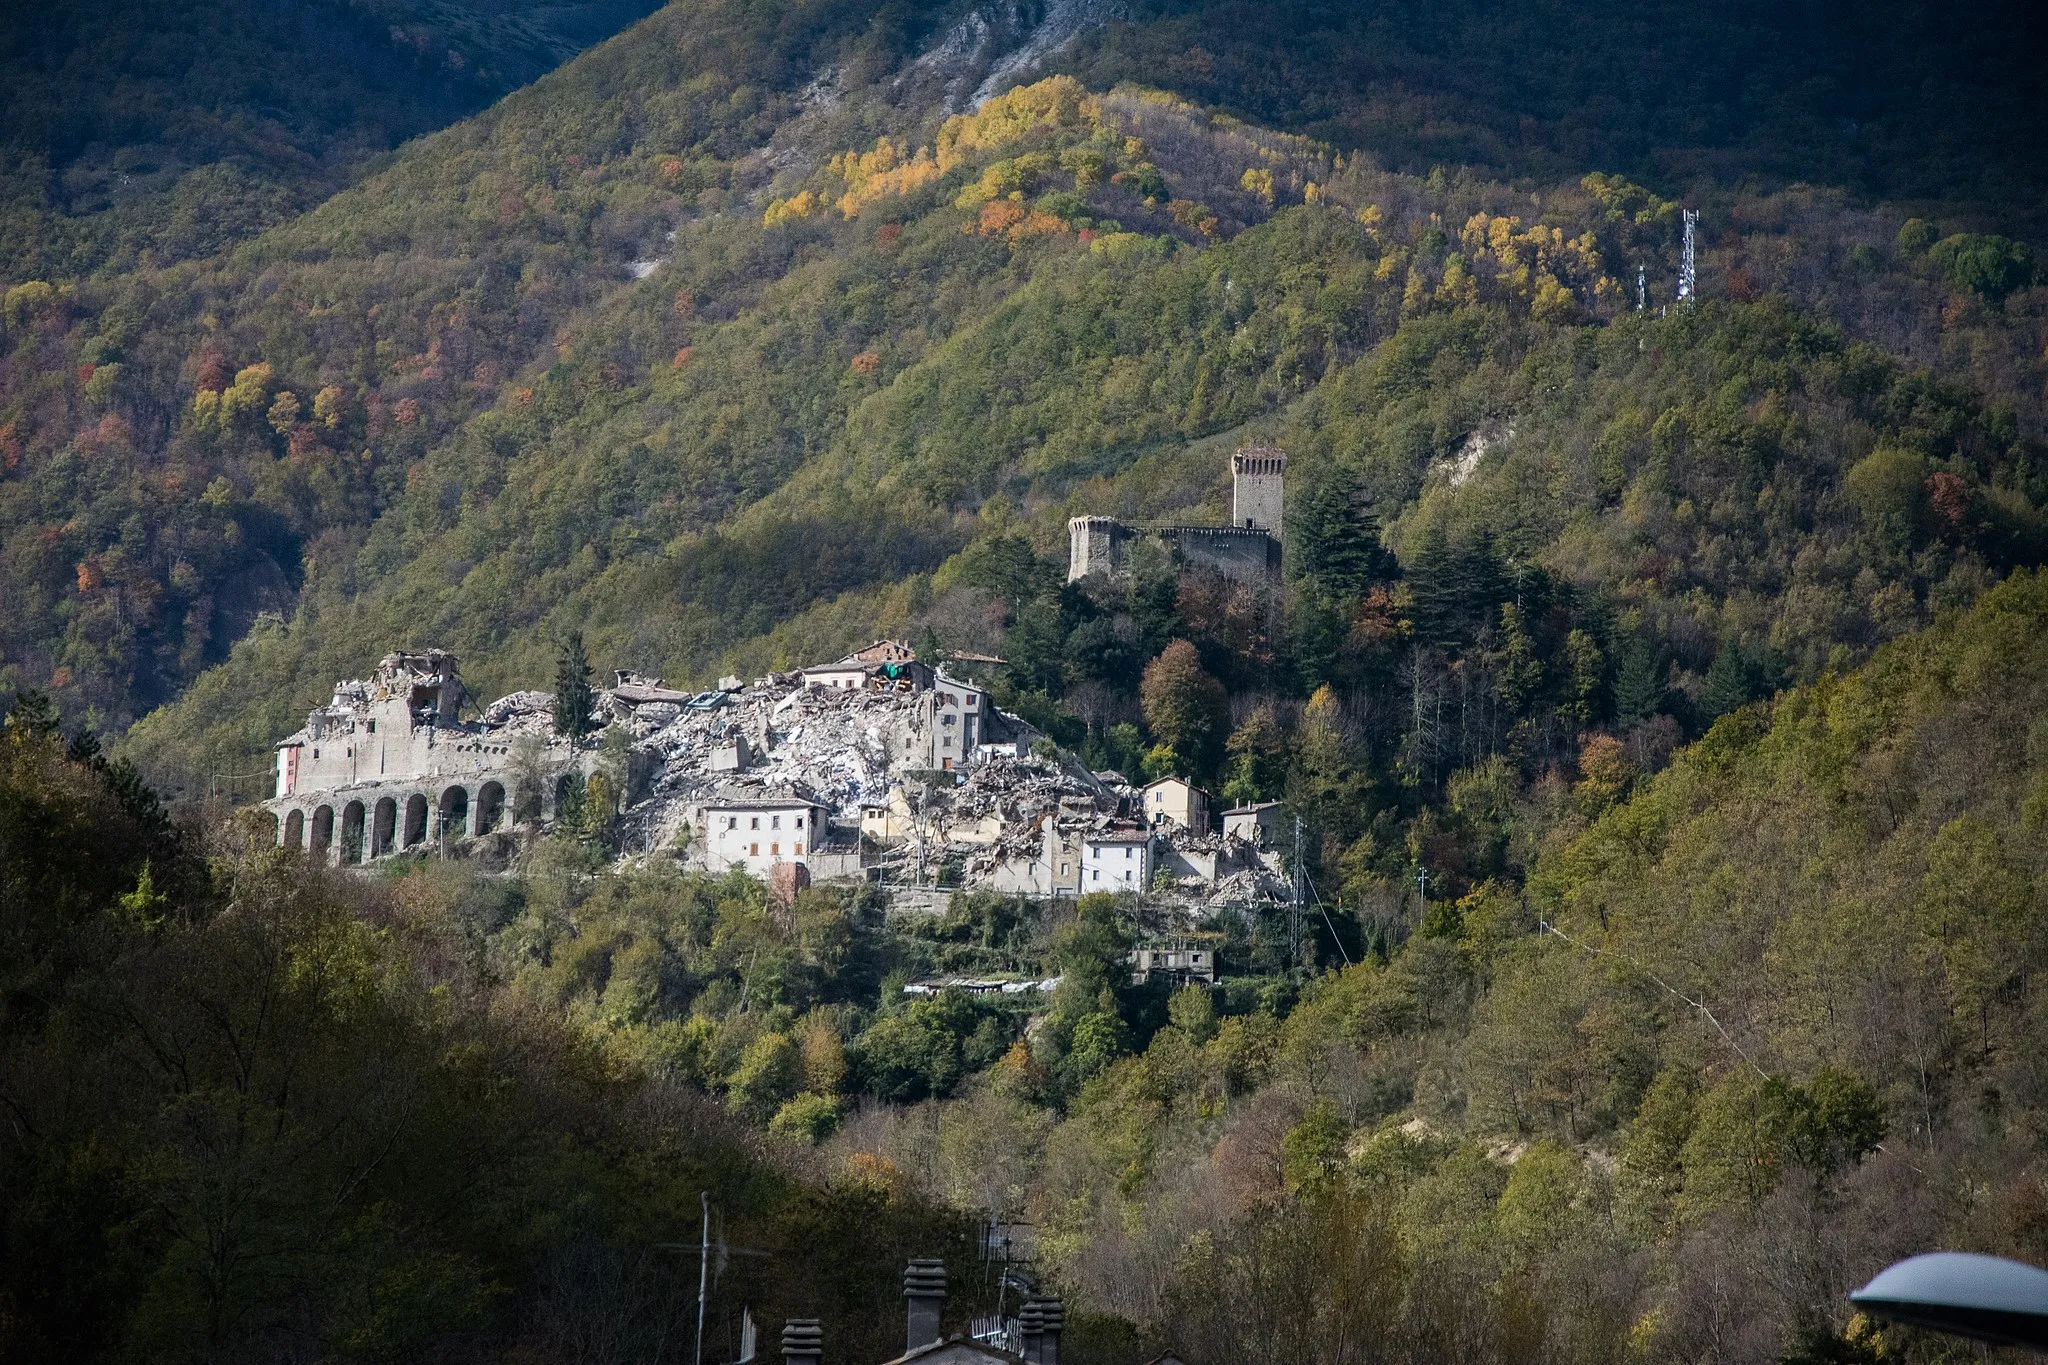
[1019,1296,1063,1365]
[782,1319,822,1365]
[1017,1300,1044,1363]
[903,1258,945,1353]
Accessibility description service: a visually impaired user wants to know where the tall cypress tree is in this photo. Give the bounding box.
[553,631,595,741]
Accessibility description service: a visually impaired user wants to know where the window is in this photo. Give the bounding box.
[1125,846,1132,858]
[794,815,804,829]
[941,714,955,726]
[727,816,738,830]
[966,696,977,708]
[1059,863,1069,875]
[313,748,320,758]
[793,841,803,855]
[750,816,760,830]
[771,843,779,855]
[1092,869,1100,882]
[771,815,781,829]
[366,720,376,733]
[750,843,759,855]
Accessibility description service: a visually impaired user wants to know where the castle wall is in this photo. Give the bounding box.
[1160,526,1282,583]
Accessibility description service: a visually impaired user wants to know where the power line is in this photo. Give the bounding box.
[1537,918,1767,1079]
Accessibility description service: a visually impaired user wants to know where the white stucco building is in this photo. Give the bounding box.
[699,793,830,877]
[1080,828,1153,891]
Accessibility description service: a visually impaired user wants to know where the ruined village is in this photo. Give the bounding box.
[263,448,1300,977]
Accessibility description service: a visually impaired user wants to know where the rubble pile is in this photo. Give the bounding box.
[483,691,557,732]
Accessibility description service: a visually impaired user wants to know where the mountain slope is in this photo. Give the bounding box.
[0,0,666,277]
[0,0,2041,787]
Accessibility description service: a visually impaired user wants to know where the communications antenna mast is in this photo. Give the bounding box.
[1677,209,1699,304]
[1636,262,1646,312]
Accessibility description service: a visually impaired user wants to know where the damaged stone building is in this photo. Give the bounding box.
[266,650,591,863]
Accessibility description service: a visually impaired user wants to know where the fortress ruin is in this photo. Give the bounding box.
[1067,446,1285,584]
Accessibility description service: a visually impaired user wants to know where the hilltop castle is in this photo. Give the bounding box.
[1067,446,1284,584]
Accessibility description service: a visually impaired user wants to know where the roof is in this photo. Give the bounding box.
[700,791,828,811]
[1085,829,1155,845]
[1141,775,1207,794]
[878,1335,1024,1365]
[1221,800,1284,815]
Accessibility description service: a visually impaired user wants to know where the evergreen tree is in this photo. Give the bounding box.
[1404,527,1463,648]
[1293,471,1387,600]
[1612,637,1669,727]
[553,631,595,741]
[1701,639,1757,719]
[1493,602,1544,716]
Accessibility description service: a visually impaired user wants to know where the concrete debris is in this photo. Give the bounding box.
[484,690,556,732]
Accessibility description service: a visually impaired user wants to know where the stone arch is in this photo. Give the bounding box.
[475,781,505,836]
[310,805,334,857]
[438,785,470,842]
[553,772,577,820]
[404,793,429,848]
[284,808,305,850]
[340,800,367,864]
[372,797,398,857]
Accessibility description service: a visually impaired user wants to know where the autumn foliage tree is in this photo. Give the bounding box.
[1140,640,1229,779]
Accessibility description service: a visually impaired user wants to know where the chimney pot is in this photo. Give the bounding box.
[903,1258,945,1353]
[1020,1296,1063,1365]
[782,1318,823,1365]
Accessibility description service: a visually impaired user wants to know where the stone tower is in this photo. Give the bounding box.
[1067,515,1130,582]
[1231,446,1286,536]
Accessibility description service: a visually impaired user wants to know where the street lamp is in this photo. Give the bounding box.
[1850,1252,2048,1351]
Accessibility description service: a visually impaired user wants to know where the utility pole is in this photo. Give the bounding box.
[695,1191,711,1365]
[1289,815,1306,971]
[1636,262,1646,312]
[1415,864,1432,924]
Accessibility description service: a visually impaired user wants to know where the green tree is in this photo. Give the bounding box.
[1222,702,1287,805]
[1140,640,1228,776]
[1611,636,1667,727]
[553,631,595,741]
[1282,1099,1350,1190]
[1928,233,2035,302]
[1293,470,1386,600]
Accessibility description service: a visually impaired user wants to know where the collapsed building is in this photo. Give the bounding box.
[264,640,1293,910]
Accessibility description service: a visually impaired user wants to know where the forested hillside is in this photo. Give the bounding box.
[0,0,664,278]
[14,559,2037,1361]
[0,0,2041,769]
[5,0,2048,1357]
[0,704,972,1360]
